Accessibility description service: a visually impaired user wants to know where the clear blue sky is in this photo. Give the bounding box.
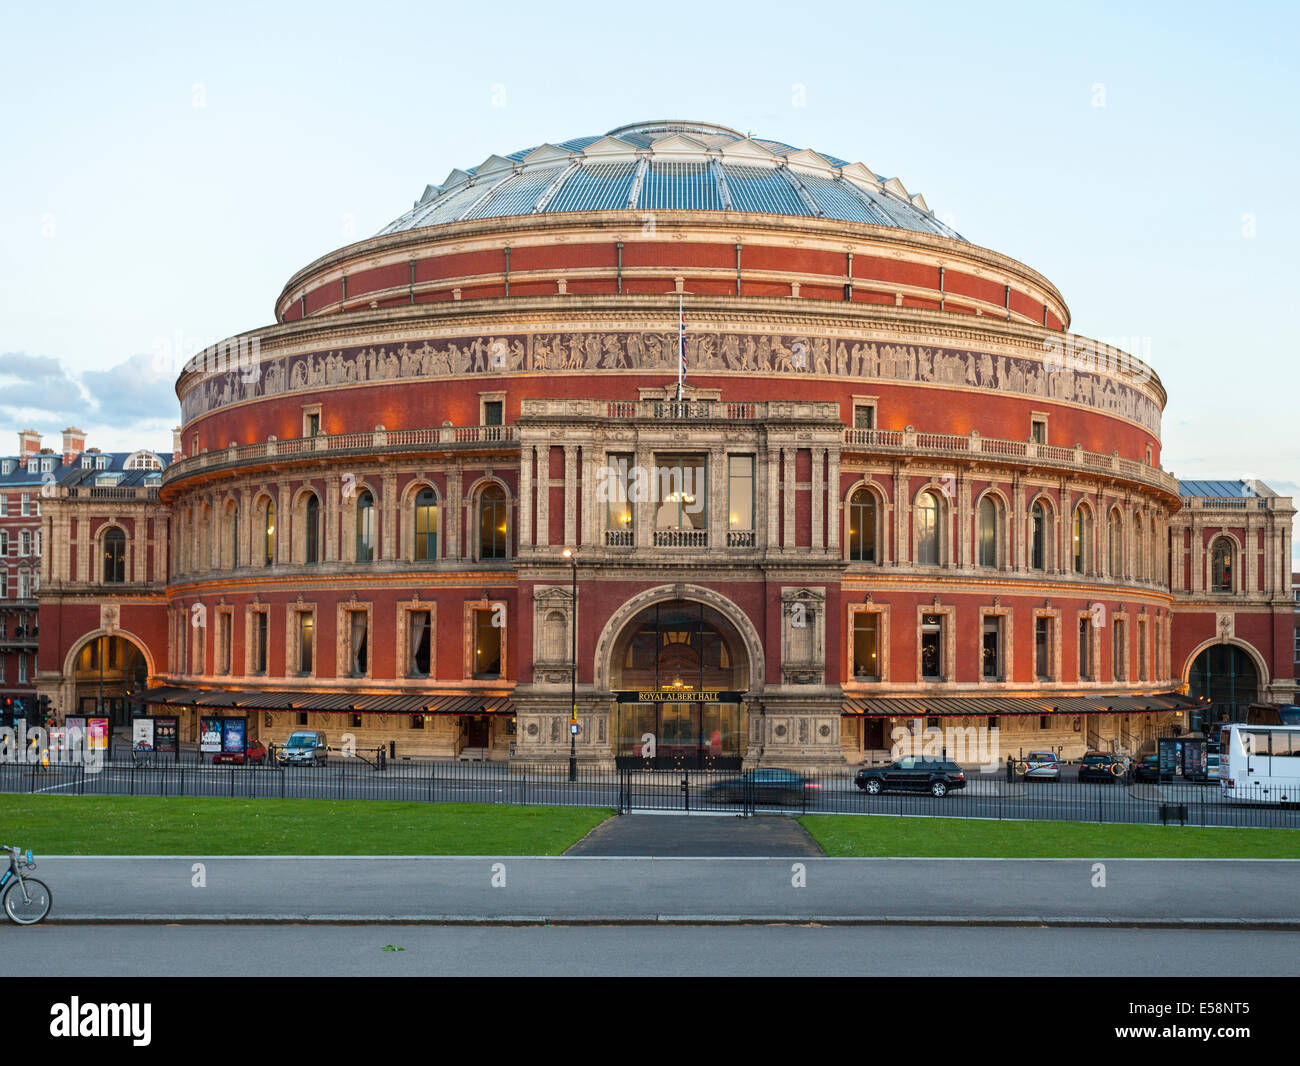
[2,1,1297,548]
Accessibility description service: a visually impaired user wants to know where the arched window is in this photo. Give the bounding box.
[1073,505,1089,574]
[916,491,940,566]
[1134,511,1145,581]
[305,494,320,565]
[414,488,438,561]
[227,504,239,569]
[848,489,876,562]
[263,499,276,567]
[1108,510,1122,577]
[977,495,998,568]
[479,484,508,560]
[1030,500,1047,571]
[1211,537,1234,592]
[356,491,377,562]
[102,528,126,584]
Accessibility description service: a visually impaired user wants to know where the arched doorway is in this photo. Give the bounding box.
[69,634,150,727]
[608,599,750,769]
[1187,642,1260,729]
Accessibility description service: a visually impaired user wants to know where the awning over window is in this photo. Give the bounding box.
[139,687,515,715]
[842,692,1204,716]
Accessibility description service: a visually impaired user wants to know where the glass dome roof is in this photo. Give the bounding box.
[378,121,963,241]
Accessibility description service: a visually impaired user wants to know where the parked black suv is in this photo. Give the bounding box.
[855,757,966,797]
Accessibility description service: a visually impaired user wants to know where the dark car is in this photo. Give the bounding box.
[855,757,966,797]
[1132,754,1161,783]
[1078,752,1125,782]
[213,739,267,766]
[704,768,822,806]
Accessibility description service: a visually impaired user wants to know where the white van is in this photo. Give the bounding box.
[1220,724,1300,803]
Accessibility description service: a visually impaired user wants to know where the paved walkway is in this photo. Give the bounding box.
[565,814,824,857]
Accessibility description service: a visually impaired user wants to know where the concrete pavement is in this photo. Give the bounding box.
[29,854,1300,925]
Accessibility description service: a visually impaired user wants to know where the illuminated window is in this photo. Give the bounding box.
[479,485,508,559]
[414,489,438,561]
[356,491,377,562]
[849,489,876,563]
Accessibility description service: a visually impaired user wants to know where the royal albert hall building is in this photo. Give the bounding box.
[35,121,1297,767]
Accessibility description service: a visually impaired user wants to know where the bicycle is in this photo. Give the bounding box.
[2,845,52,925]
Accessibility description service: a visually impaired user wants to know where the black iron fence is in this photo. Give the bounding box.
[2,756,1298,829]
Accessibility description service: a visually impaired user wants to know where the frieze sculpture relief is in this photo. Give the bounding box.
[181,331,1162,432]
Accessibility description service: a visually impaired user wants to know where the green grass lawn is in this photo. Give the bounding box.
[799,814,1300,858]
[1,795,613,855]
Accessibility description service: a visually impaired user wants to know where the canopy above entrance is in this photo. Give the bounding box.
[842,693,1204,716]
[140,687,515,715]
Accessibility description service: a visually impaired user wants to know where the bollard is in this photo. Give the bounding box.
[681,774,690,812]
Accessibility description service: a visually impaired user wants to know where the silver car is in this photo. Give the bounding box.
[277,730,328,766]
[1020,751,1061,780]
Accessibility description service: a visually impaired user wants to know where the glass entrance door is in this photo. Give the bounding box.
[615,698,745,769]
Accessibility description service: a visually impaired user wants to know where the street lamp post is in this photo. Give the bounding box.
[563,548,577,781]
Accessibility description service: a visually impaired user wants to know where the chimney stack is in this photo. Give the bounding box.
[171,426,182,455]
[61,427,86,466]
[17,430,41,457]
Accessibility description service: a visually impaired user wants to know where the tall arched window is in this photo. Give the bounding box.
[227,504,239,569]
[305,494,320,565]
[1030,500,1047,571]
[916,491,940,566]
[977,495,998,568]
[263,499,276,567]
[102,528,126,584]
[479,484,508,560]
[414,488,438,561]
[1108,510,1122,577]
[848,489,876,562]
[1211,537,1234,592]
[1073,505,1089,573]
[356,491,377,562]
[1134,511,1145,581]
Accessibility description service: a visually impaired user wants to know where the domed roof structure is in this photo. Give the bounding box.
[378,120,963,241]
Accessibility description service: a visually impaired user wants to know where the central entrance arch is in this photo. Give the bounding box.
[600,592,758,770]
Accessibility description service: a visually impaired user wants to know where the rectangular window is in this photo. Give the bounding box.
[604,453,633,545]
[305,412,321,437]
[1031,418,1047,444]
[350,713,363,728]
[1035,617,1051,680]
[1138,620,1148,682]
[920,613,944,681]
[298,612,314,675]
[483,400,504,426]
[408,609,432,677]
[18,572,31,599]
[1113,620,1127,681]
[653,454,707,536]
[18,654,27,684]
[474,608,502,678]
[1039,715,1050,730]
[411,714,426,730]
[348,611,369,677]
[0,495,6,516]
[727,455,754,544]
[852,612,879,680]
[297,712,308,726]
[982,617,1001,680]
[253,611,268,675]
[21,493,30,517]
[853,404,875,429]
[1078,617,1092,681]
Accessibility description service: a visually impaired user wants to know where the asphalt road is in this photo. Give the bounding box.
[7,923,1298,976]
[5,760,1292,829]
[28,855,1300,924]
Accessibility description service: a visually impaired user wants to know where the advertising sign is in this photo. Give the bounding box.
[222,718,247,754]
[200,717,223,754]
[132,718,155,751]
[87,719,109,751]
[65,716,87,741]
[1157,737,1181,779]
[153,716,179,755]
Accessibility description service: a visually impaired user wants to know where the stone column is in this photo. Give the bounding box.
[811,447,824,551]
[710,446,726,552]
[893,463,908,565]
[535,448,550,549]
[765,444,780,550]
[635,441,653,549]
[826,448,841,553]
[446,465,462,559]
[381,471,398,561]
[518,445,533,550]
[563,445,577,549]
[782,447,795,549]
